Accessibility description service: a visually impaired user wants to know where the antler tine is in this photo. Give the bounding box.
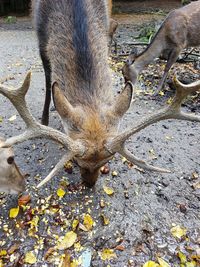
[0,72,36,127]
[106,76,200,172]
[120,147,170,173]
[0,72,85,155]
[37,152,74,188]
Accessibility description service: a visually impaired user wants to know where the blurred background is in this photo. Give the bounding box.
[0,0,192,16]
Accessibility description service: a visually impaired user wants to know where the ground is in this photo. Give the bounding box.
[0,7,200,267]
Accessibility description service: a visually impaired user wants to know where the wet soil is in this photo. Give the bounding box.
[0,9,200,267]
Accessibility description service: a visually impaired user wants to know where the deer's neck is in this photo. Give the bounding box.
[134,32,165,72]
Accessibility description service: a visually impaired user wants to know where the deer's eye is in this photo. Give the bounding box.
[7,156,14,165]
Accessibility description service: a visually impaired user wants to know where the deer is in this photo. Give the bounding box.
[108,0,118,46]
[0,137,25,194]
[122,0,200,93]
[0,0,199,189]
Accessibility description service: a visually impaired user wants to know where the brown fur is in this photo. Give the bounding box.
[33,0,131,186]
[0,138,25,194]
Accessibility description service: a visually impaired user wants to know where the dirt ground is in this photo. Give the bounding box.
[0,6,200,267]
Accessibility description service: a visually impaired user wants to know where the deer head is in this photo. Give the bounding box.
[122,48,139,84]
[0,137,25,194]
[51,81,133,186]
[0,72,200,188]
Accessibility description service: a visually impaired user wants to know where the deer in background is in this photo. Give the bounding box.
[123,0,200,92]
[0,137,25,194]
[0,1,200,189]
[108,0,118,45]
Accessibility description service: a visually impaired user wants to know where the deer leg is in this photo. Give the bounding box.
[156,48,180,94]
[108,19,118,53]
[41,53,52,126]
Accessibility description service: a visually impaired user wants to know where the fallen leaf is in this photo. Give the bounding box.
[112,171,118,176]
[167,97,173,105]
[9,206,19,218]
[57,188,66,198]
[64,161,73,174]
[61,251,71,267]
[57,231,77,250]
[0,260,3,267]
[122,157,127,163]
[83,214,94,231]
[170,225,187,239]
[178,251,187,264]
[0,250,7,256]
[103,185,114,196]
[27,215,39,230]
[100,249,117,261]
[143,261,159,267]
[157,257,171,267]
[192,181,200,190]
[8,243,20,254]
[185,262,197,267]
[100,199,106,208]
[192,172,198,179]
[24,251,37,264]
[159,91,164,96]
[44,247,55,260]
[0,116,3,123]
[115,245,125,251]
[72,219,79,231]
[18,194,31,206]
[8,115,17,122]
[101,214,110,226]
[79,223,88,232]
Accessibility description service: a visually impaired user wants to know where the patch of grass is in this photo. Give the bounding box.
[4,16,17,24]
[135,24,156,43]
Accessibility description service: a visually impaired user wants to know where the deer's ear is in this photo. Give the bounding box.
[52,82,75,120]
[111,82,133,118]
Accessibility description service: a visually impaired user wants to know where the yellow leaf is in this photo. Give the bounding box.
[27,215,39,230]
[166,97,173,105]
[9,206,19,218]
[157,257,171,267]
[159,91,165,96]
[0,260,3,267]
[100,249,117,261]
[57,188,66,198]
[72,219,79,231]
[112,171,118,176]
[0,250,7,256]
[178,251,187,264]
[186,261,197,267]
[57,231,77,250]
[103,185,114,196]
[171,225,187,239]
[143,261,159,267]
[70,260,79,267]
[83,214,94,231]
[24,251,37,264]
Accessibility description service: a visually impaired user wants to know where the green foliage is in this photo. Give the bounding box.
[181,0,191,5]
[5,16,17,24]
[135,25,156,43]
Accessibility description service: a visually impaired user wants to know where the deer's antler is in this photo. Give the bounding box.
[0,72,86,186]
[106,77,200,172]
